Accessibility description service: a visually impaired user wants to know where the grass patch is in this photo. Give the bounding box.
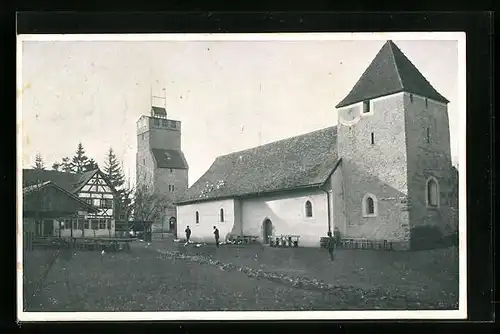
[23,239,459,312]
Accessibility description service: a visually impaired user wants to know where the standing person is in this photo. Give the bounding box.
[334,227,341,247]
[327,231,336,261]
[185,226,191,244]
[213,226,220,248]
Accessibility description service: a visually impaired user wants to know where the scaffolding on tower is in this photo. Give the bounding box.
[150,86,167,119]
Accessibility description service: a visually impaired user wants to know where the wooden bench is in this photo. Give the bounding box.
[70,237,134,251]
[270,235,300,248]
[340,238,393,251]
[228,235,259,245]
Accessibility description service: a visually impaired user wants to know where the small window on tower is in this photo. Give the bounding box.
[154,118,160,126]
[168,185,171,191]
[362,193,378,217]
[172,185,175,192]
[426,177,439,207]
[371,132,375,145]
[363,100,370,113]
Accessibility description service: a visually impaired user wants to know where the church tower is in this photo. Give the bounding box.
[136,91,189,232]
[335,40,455,250]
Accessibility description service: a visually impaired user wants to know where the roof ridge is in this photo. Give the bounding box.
[386,41,404,89]
[23,168,77,175]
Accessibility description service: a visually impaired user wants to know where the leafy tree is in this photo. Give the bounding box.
[70,142,90,173]
[132,183,168,242]
[32,153,45,170]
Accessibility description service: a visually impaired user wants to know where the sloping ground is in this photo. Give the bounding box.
[158,238,459,309]
[23,245,382,312]
[22,238,459,312]
[22,249,60,310]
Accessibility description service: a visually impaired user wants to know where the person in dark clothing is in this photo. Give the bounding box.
[213,226,220,248]
[327,231,336,261]
[185,226,191,243]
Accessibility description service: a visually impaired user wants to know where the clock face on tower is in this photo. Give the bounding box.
[339,106,361,126]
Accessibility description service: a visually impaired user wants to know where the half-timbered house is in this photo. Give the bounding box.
[22,168,117,238]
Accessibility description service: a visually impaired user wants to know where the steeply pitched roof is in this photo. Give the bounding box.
[177,126,339,205]
[151,148,189,169]
[336,40,449,108]
[22,181,98,213]
[22,169,78,193]
[22,168,107,194]
[73,169,98,193]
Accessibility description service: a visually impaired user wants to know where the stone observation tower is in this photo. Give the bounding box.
[136,88,189,233]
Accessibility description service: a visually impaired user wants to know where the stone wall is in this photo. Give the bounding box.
[403,93,455,248]
[336,93,410,249]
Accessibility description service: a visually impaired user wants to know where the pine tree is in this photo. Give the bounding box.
[103,148,125,189]
[103,148,128,221]
[32,153,45,170]
[70,142,90,173]
[61,157,72,172]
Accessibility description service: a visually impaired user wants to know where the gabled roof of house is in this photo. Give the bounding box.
[22,181,98,213]
[23,169,78,193]
[151,148,189,169]
[336,40,449,108]
[22,168,114,194]
[72,169,99,193]
[176,126,339,205]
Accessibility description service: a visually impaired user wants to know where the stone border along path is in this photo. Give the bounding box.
[155,249,450,310]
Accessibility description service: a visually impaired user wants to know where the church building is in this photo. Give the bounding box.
[175,40,458,250]
[136,104,189,232]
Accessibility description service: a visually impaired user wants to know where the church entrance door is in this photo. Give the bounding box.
[262,219,273,244]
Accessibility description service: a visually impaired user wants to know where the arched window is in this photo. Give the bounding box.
[366,197,375,214]
[305,200,313,218]
[362,193,378,217]
[220,208,225,222]
[427,177,439,207]
[195,211,200,224]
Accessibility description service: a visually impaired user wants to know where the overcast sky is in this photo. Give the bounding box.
[19,36,460,187]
